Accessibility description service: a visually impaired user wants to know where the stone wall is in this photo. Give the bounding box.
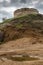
[14,8,39,18]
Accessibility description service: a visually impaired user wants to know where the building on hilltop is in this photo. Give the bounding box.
[14,8,39,18]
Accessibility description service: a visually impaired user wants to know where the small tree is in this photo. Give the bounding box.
[2,17,7,21]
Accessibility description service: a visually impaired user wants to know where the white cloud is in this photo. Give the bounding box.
[32,1,38,5]
[0,0,3,2]
[6,0,10,2]
[0,7,17,22]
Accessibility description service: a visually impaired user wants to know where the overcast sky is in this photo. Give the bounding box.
[0,0,43,22]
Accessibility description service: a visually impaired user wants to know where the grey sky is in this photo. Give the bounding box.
[0,0,43,22]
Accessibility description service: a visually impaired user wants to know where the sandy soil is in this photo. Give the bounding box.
[0,36,43,65]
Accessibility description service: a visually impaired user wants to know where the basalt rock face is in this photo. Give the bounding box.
[14,8,39,18]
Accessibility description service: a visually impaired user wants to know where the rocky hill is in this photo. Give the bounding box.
[0,8,43,65]
[0,13,43,43]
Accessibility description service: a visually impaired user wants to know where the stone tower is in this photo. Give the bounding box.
[14,8,39,18]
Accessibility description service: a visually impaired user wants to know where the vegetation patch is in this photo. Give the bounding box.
[7,55,39,61]
[15,23,23,29]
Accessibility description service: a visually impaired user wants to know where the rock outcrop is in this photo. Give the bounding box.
[14,8,39,18]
